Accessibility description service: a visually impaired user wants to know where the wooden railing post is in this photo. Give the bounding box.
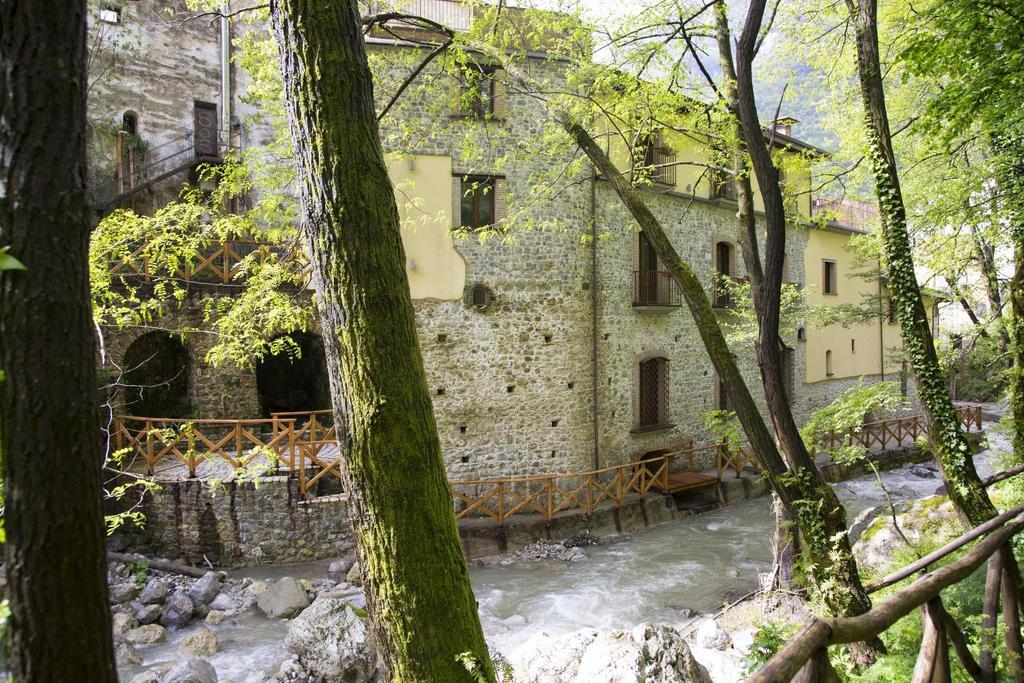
[145,420,155,475]
[497,481,505,525]
[186,427,197,478]
[546,477,553,522]
[235,421,243,467]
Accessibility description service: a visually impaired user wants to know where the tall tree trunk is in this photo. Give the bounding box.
[849,0,998,526]
[971,226,1010,358]
[267,2,494,680]
[718,3,879,659]
[0,1,118,679]
[714,5,799,591]
[1008,241,1024,465]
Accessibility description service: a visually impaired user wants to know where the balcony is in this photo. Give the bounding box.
[633,270,682,308]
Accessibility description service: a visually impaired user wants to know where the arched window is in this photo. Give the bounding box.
[714,241,733,307]
[471,283,491,309]
[826,349,833,377]
[123,332,193,418]
[637,356,669,428]
[255,332,331,417]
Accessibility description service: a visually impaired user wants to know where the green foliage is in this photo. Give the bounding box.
[703,408,743,454]
[949,334,1009,403]
[125,560,149,587]
[800,379,906,464]
[716,275,805,345]
[742,621,797,676]
[0,246,25,272]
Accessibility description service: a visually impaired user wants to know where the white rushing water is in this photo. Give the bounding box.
[121,432,1010,679]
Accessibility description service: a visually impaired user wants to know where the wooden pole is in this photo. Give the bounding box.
[1001,547,1024,682]
[980,553,1003,683]
[942,610,982,682]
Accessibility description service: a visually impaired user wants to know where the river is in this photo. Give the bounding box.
[121,433,1006,680]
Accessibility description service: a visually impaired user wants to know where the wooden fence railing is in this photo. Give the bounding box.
[449,441,737,525]
[817,404,981,455]
[111,404,982,509]
[111,412,340,491]
[751,482,1024,682]
[106,238,306,285]
[270,409,340,493]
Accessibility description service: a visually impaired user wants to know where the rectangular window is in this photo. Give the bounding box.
[459,176,495,229]
[713,172,737,201]
[822,259,838,295]
[463,66,496,118]
[99,5,121,23]
[638,357,668,428]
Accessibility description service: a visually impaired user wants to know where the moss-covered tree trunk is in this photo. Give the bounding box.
[268,2,493,680]
[0,0,118,679]
[849,0,998,526]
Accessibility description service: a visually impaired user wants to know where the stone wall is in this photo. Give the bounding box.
[90,5,886,487]
[134,476,353,566]
[101,301,261,421]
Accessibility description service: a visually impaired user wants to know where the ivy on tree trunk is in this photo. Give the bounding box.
[848,0,998,526]
[268,1,494,680]
[0,0,118,678]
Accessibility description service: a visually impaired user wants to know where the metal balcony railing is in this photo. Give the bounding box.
[633,270,682,307]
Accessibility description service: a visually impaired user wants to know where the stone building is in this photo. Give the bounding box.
[88,0,917,492]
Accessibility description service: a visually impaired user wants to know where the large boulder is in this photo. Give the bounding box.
[112,611,139,635]
[853,495,960,573]
[139,578,169,605]
[136,603,163,625]
[162,658,218,683]
[328,557,357,583]
[694,620,730,651]
[284,596,376,681]
[513,624,712,683]
[110,583,140,605]
[188,572,223,606]
[115,640,143,666]
[179,627,220,657]
[123,624,166,645]
[160,591,195,629]
[257,577,310,619]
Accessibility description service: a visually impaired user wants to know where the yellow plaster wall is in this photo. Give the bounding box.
[385,154,466,300]
[601,122,813,220]
[803,228,929,383]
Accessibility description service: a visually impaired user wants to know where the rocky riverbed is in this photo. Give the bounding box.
[114,433,1007,682]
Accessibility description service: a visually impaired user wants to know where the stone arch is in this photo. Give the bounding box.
[255,332,331,416]
[122,331,194,418]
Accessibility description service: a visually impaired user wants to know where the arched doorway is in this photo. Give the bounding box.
[256,332,331,416]
[122,332,193,417]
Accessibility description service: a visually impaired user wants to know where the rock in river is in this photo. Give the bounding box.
[513,623,712,682]
[257,577,310,619]
[163,658,218,683]
[285,596,376,682]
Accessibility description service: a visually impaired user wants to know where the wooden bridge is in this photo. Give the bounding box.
[110,405,983,523]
